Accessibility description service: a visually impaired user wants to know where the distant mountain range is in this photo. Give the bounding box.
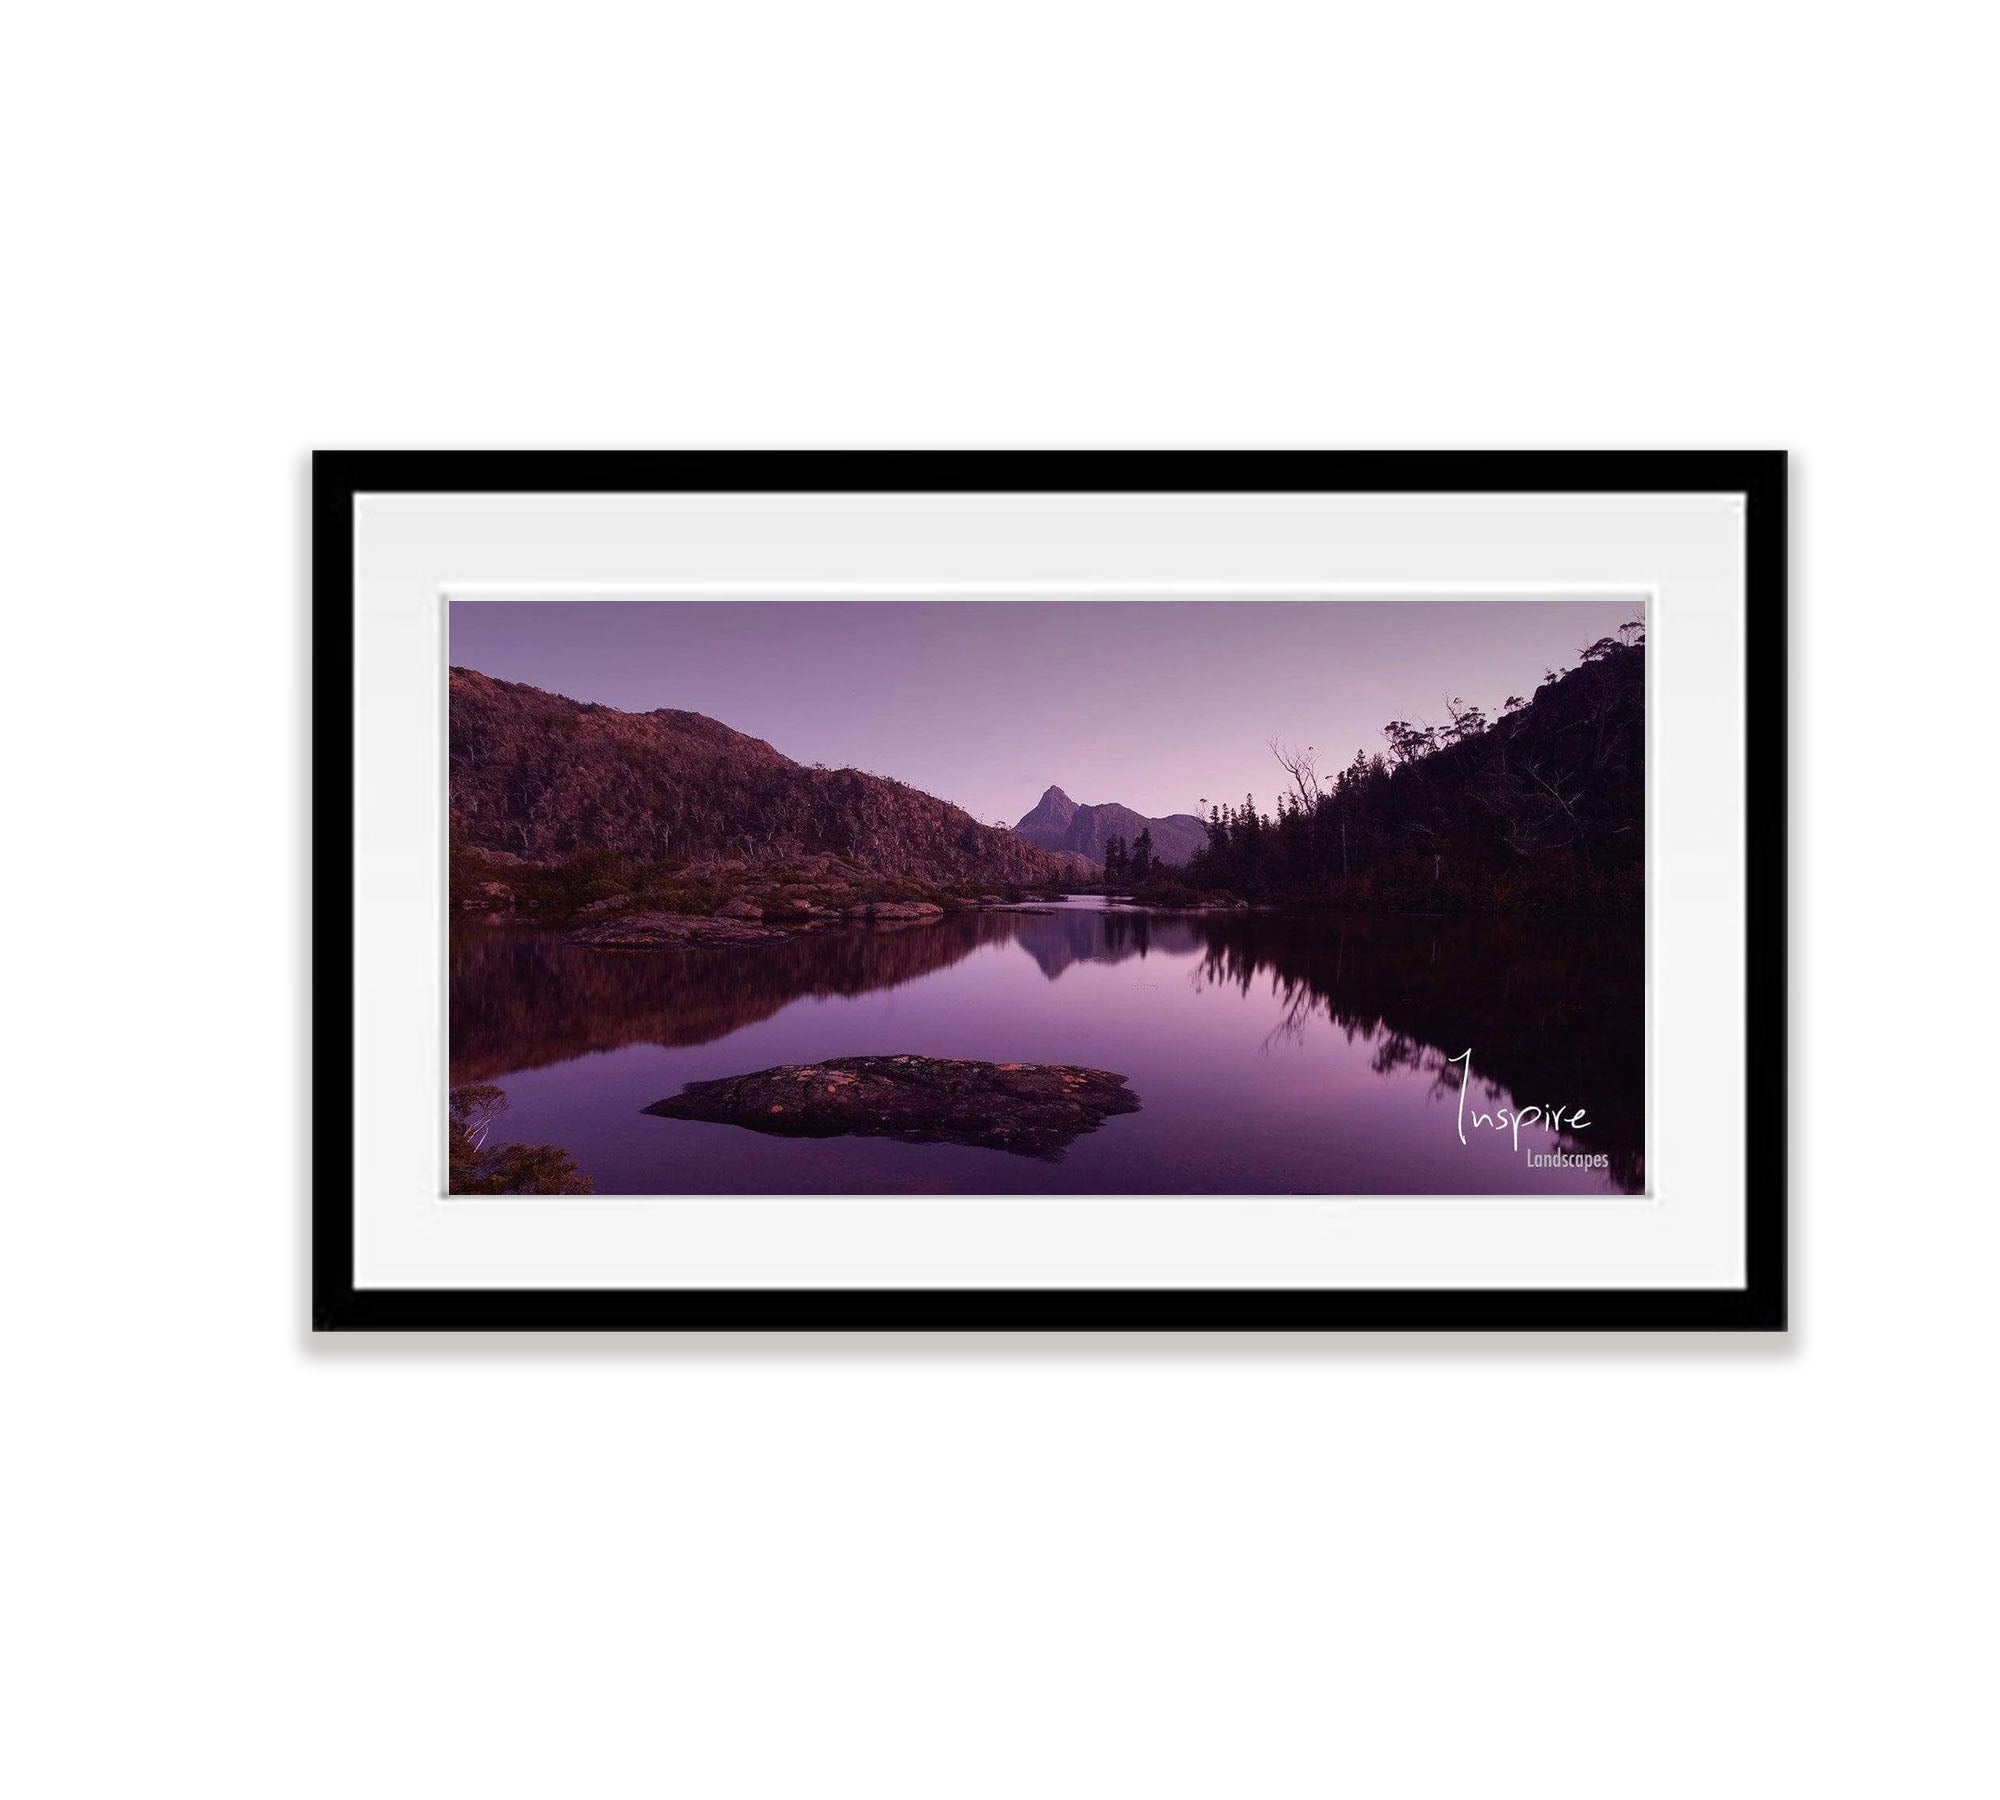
[449,670,1093,885]
[1012,786,1209,867]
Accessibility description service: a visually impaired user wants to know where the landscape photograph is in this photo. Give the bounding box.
[447,597,1646,1196]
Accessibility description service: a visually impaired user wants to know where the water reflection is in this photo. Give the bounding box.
[450,909,1019,1080]
[1016,906,1202,978]
[451,904,1643,1194]
[1188,914,1643,1191]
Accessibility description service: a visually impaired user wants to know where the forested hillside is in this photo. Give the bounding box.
[1184,625,1646,913]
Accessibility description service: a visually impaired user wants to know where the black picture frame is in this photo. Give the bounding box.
[313,450,1786,1332]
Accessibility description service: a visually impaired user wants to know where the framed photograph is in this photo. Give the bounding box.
[314,451,1785,1330]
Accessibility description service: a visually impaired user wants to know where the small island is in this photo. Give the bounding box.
[644,1055,1142,1160]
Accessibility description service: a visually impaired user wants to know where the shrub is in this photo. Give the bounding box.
[447,1084,593,1194]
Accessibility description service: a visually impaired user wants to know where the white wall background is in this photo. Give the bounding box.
[6,6,1994,1796]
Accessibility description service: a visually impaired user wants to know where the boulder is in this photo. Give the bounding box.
[717,896,765,920]
[845,900,945,922]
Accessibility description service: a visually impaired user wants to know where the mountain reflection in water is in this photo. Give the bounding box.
[450,900,1643,1196]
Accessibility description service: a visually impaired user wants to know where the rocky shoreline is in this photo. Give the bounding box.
[452,846,1082,942]
[565,898,952,951]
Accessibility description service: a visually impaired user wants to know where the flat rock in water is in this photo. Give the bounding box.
[844,900,945,922]
[565,910,824,950]
[643,1055,1141,1159]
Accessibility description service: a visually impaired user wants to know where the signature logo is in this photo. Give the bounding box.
[1447,1048,1608,1170]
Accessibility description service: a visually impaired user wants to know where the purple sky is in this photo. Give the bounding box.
[450,598,1642,826]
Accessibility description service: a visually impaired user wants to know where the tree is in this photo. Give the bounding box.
[448,1083,593,1194]
[1271,738,1324,809]
[1441,696,1488,745]
[450,1082,507,1149]
[1131,827,1154,886]
[1383,719,1437,768]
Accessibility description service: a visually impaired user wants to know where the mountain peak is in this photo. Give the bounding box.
[1012,787,1210,867]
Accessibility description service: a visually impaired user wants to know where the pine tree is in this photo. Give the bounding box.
[1131,827,1154,886]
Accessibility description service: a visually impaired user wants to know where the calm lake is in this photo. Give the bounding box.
[450,898,1644,1196]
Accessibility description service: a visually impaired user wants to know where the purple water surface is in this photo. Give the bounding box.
[450,900,1643,1197]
